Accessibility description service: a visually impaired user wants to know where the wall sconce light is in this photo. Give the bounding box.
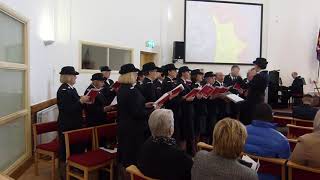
[44,40,55,46]
[40,8,55,46]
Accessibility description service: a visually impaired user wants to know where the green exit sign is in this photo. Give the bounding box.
[146,40,155,49]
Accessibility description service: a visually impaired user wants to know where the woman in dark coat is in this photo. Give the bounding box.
[117,64,155,168]
[239,58,269,125]
[176,66,195,155]
[56,66,90,177]
[191,69,207,144]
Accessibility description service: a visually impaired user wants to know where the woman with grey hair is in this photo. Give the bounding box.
[290,110,320,167]
[137,109,193,180]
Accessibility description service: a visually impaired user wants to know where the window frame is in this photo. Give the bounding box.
[0,3,31,175]
[79,40,134,74]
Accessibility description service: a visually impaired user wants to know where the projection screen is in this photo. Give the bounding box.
[184,0,263,65]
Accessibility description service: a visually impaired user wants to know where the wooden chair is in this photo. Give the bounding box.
[33,121,59,180]
[126,165,158,180]
[273,116,293,127]
[292,118,313,127]
[197,142,213,151]
[64,127,115,180]
[288,139,298,151]
[106,111,118,123]
[0,173,14,180]
[287,161,320,180]
[287,124,313,139]
[244,154,287,180]
[94,123,118,179]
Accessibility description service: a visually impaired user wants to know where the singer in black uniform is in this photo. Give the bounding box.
[117,64,155,168]
[154,66,165,99]
[161,64,182,140]
[191,69,206,143]
[176,66,195,154]
[83,73,107,127]
[202,72,217,143]
[213,72,229,120]
[101,66,114,88]
[56,66,90,178]
[101,66,116,105]
[240,58,269,125]
[140,62,159,103]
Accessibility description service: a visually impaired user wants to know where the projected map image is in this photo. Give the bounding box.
[185,1,262,64]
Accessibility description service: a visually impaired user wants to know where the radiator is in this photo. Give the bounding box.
[36,105,59,145]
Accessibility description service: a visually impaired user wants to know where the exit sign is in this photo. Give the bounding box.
[146,40,155,49]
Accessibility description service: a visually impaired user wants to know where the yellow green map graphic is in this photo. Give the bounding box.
[213,17,246,63]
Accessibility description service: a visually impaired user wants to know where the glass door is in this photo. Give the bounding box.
[0,7,30,174]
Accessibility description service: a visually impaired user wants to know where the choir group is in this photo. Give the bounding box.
[56,57,270,178]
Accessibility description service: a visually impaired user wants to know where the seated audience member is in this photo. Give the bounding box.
[290,110,320,167]
[245,103,290,180]
[138,109,193,180]
[192,118,258,180]
[292,94,318,120]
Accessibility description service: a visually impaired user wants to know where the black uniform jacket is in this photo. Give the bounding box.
[140,77,157,102]
[138,137,193,180]
[117,84,150,166]
[57,83,83,132]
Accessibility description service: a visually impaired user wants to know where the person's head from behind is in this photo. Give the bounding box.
[216,72,224,83]
[148,109,174,138]
[118,64,139,85]
[252,103,273,122]
[231,65,240,77]
[59,66,79,85]
[213,118,247,159]
[291,72,298,79]
[302,94,313,105]
[313,110,320,132]
[253,57,268,71]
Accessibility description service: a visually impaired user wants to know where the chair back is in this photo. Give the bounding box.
[287,161,320,180]
[107,111,118,122]
[33,121,58,135]
[64,127,95,158]
[33,121,58,147]
[273,116,293,127]
[293,118,313,127]
[197,142,214,151]
[126,165,158,180]
[246,154,287,180]
[288,139,298,151]
[95,123,117,147]
[287,124,313,139]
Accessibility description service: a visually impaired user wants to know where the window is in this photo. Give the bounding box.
[80,42,133,71]
[0,7,30,174]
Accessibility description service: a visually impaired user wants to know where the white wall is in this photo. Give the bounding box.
[1,0,320,104]
[0,0,74,105]
[70,0,163,94]
[0,0,163,104]
[163,0,320,92]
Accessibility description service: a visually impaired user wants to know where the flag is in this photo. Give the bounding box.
[317,29,320,61]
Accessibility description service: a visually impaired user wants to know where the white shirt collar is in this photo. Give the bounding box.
[67,84,74,89]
